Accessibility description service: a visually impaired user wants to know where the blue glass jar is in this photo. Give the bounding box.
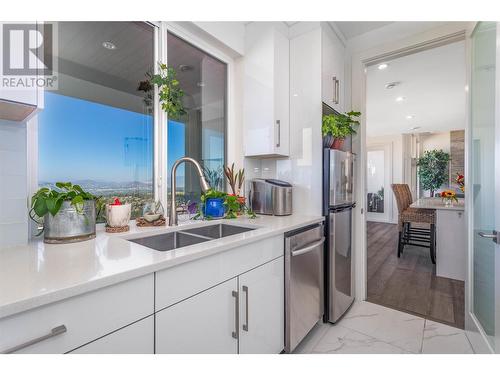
[204,198,225,218]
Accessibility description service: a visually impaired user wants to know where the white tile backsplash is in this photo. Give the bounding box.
[0,198,28,223]
[0,150,27,176]
[0,120,28,248]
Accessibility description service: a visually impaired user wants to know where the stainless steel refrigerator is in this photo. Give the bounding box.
[323,148,355,323]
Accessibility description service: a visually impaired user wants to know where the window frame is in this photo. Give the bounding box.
[27,21,233,233]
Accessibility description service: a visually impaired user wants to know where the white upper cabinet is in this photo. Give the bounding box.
[0,22,44,122]
[321,24,345,113]
[244,23,290,157]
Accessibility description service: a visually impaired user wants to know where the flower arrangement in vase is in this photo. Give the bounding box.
[440,190,458,206]
[456,173,465,193]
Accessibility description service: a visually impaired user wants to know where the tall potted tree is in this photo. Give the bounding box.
[417,149,451,197]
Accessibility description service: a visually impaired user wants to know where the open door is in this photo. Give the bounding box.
[468,21,500,353]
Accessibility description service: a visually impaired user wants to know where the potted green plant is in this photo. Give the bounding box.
[30,182,104,244]
[201,189,227,218]
[149,63,187,120]
[195,189,256,220]
[417,149,451,197]
[322,111,361,149]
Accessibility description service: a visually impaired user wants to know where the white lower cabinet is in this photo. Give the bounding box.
[2,236,286,354]
[155,256,285,354]
[238,256,284,354]
[70,316,154,354]
[155,278,239,354]
[0,274,154,354]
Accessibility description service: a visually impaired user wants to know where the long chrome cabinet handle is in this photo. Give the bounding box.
[291,238,325,257]
[335,77,340,104]
[242,286,249,332]
[478,230,499,243]
[2,325,67,354]
[231,290,239,339]
[276,120,281,148]
[332,76,337,103]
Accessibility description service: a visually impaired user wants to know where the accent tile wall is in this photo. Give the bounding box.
[450,130,465,190]
[0,119,28,248]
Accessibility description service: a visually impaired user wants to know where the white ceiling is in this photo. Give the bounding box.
[58,22,154,96]
[332,22,394,39]
[366,41,466,137]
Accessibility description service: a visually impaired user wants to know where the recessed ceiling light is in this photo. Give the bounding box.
[179,64,193,72]
[406,115,415,120]
[395,96,406,102]
[378,63,388,70]
[410,126,421,131]
[102,41,116,50]
[385,81,400,89]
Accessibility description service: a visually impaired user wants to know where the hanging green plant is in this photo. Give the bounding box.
[150,63,187,120]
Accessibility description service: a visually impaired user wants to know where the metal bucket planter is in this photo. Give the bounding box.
[43,200,96,244]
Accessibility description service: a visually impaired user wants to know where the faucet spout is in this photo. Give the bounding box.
[169,157,211,226]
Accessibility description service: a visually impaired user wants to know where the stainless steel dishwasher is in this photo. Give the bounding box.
[284,223,325,353]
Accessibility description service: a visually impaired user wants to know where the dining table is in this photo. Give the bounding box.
[410,197,466,281]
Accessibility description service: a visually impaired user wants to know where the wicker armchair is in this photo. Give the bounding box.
[391,184,436,263]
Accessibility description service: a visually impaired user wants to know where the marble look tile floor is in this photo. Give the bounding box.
[293,301,474,354]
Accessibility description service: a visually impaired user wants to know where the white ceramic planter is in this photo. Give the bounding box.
[106,203,132,227]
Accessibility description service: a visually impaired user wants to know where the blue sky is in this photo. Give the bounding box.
[38,92,185,184]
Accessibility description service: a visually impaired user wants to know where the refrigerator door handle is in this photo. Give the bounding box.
[291,238,325,257]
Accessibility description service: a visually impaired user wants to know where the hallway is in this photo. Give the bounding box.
[366,221,465,329]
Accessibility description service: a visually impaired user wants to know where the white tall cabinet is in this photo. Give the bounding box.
[321,25,345,113]
[244,23,290,157]
[285,22,347,217]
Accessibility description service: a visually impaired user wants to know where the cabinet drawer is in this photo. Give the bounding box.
[155,235,284,311]
[0,274,154,354]
[69,316,154,354]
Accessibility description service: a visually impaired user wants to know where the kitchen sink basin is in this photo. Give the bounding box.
[129,231,209,252]
[182,223,255,239]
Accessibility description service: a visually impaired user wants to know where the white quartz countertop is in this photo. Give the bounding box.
[410,197,465,211]
[0,214,323,319]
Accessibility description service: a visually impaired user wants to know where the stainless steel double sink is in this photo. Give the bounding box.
[128,223,256,252]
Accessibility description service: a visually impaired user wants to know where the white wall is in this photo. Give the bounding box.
[0,120,28,248]
[193,22,245,56]
[421,132,450,153]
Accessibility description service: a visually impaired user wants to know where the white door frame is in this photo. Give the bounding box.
[352,23,470,305]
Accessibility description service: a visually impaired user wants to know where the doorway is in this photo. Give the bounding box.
[364,39,467,328]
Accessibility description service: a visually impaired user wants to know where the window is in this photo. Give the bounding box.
[166,32,227,207]
[36,23,228,221]
[37,22,155,218]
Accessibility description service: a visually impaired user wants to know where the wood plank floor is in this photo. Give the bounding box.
[367,221,465,329]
